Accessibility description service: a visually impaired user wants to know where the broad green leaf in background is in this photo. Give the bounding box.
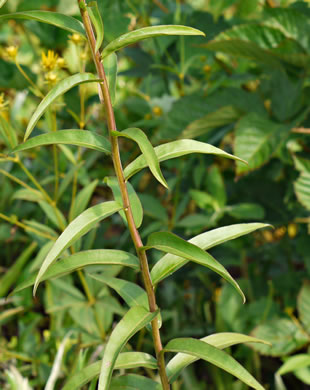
[0,242,37,297]
[234,113,288,175]
[124,139,247,180]
[181,105,241,139]
[34,201,122,294]
[164,338,264,390]
[102,53,118,105]
[144,231,245,302]
[277,354,310,376]
[167,332,270,383]
[294,172,310,211]
[63,353,157,390]
[226,203,265,220]
[89,274,149,309]
[105,176,143,228]
[113,128,168,188]
[0,11,85,36]
[24,74,101,141]
[13,130,111,154]
[101,25,205,58]
[297,283,310,333]
[12,250,139,294]
[98,306,158,390]
[206,166,227,209]
[111,374,162,390]
[70,180,98,221]
[151,223,269,285]
[87,1,104,53]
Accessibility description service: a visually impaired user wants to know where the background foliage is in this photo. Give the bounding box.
[1,0,310,389]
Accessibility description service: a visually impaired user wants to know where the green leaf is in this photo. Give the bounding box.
[0,116,18,149]
[151,223,269,285]
[89,274,149,309]
[62,353,157,390]
[70,180,98,221]
[226,203,265,220]
[145,231,245,303]
[234,113,288,175]
[294,172,310,211]
[164,338,264,390]
[251,318,309,357]
[98,306,158,390]
[113,128,168,188]
[277,354,310,376]
[182,105,241,139]
[87,1,104,53]
[12,188,44,203]
[0,11,85,36]
[111,374,162,390]
[124,139,246,180]
[104,176,143,228]
[13,130,111,155]
[0,0,8,8]
[102,53,118,105]
[24,74,101,141]
[167,332,270,383]
[297,283,310,333]
[38,201,67,230]
[34,201,122,295]
[12,250,139,295]
[102,25,205,58]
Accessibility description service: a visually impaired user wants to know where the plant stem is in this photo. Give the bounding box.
[78,2,170,389]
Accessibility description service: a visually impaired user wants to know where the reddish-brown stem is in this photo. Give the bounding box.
[77,2,170,389]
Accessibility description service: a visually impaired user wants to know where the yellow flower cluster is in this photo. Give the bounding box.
[41,50,66,86]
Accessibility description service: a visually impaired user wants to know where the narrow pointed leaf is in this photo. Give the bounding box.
[164,338,265,390]
[105,176,143,228]
[103,53,118,105]
[102,25,205,58]
[0,11,85,36]
[13,130,111,154]
[145,231,245,302]
[0,116,18,149]
[277,354,310,376]
[151,223,270,285]
[87,2,104,53]
[111,374,162,390]
[24,74,101,141]
[113,128,168,188]
[38,201,67,230]
[89,274,149,309]
[12,250,139,295]
[98,306,158,390]
[62,353,157,390]
[124,139,247,180]
[34,201,121,294]
[167,332,270,383]
[70,180,98,221]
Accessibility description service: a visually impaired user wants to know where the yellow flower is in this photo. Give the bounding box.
[69,33,83,45]
[44,72,58,86]
[4,45,18,60]
[287,223,298,239]
[152,106,163,117]
[41,50,58,71]
[0,92,9,109]
[56,57,66,69]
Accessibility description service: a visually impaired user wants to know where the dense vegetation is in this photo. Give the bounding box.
[1,0,310,389]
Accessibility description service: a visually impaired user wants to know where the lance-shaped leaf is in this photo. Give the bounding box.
[0,0,8,8]
[98,306,158,390]
[111,374,162,390]
[0,116,18,149]
[24,73,101,141]
[102,25,205,58]
[70,180,98,221]
[13,130,111,155]
[105,176,143,228]
[89,274,149,309]
[151,223,270,285]
[38,201,67,230]
[167,332,270,383]
[0,11,85,36]
[124,139,247,180]
[87,1,104,53]
[34,201,122,295]
[144,232,245,302]
[164,338,264,390]
[277,354,310,377]
[12,250,139,295]
[113,128,168,188]
[103,53,118,105]
[62,352,157,390]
